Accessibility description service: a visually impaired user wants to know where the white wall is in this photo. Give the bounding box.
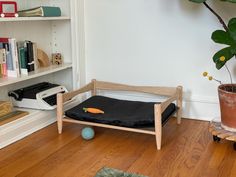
[84,0,236,120]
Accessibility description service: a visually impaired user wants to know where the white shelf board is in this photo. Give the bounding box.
[0,63,72,87]
[0,16,70,22]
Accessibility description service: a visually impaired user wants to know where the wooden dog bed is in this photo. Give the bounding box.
[57,79,183,150]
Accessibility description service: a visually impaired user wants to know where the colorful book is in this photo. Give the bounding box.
[18,6,61,17]
[17,41,28,75]
[0,38,13,73]
[0,52,2,77]
[25,41,35,72]
[0,48,7,77]
[0,38,38,77]
[8,38,20,77]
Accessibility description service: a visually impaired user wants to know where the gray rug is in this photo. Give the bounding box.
[95,167,148,177]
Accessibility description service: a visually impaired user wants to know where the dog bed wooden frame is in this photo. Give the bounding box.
[57,79,183,150]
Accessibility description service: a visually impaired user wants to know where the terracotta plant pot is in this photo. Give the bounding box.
[218,84,236,132]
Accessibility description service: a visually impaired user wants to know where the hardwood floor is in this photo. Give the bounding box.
[0,118,236,177]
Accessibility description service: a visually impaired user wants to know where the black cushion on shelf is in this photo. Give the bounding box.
[65,95,176,128]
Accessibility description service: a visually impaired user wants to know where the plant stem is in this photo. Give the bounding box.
[203,2,228,31]
[213,78,222,85]
[225,64,233,84]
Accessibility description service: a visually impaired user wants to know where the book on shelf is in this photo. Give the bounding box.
[17,41,28,75]
[0,38,13,74]
[0,37,39,78]
[25,41,35,72]
[9,38,20,77]
[0,48,7,77]
[0,49,3,77]
[18,6,61,17]
[0,38,19,77]
[17,40,36,75]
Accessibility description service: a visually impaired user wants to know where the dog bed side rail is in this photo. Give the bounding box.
[56,81,94,134]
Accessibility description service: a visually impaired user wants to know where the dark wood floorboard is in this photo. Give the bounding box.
[0,118,235,177]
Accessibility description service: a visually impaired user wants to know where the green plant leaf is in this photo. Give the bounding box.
[228,18,236,26]
[215,62,225,70]
[228,21,236,41]
[189,0,207,3]
[213,47,235,69]
[211,30,235,45]
[220,0,236,3]
[189,0,236,3]
[231,46,236,53]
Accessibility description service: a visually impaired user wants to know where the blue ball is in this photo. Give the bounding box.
[81,127,95,140]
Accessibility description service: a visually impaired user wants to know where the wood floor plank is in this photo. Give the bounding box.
[0,118,235,177]
[167,121,211,177]
[141,120,200,177]
[127,119,183,175]
[230,157,236,177]
[17,129,129,177]
[0,123,82,177]
[0,123,66,168]
[71,132,148,177]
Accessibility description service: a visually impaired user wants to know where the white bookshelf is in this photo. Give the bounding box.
[0,63,72,87]
[0,0,84,149]
[0,16,70,22]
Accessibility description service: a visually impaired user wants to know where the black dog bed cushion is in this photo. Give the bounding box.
[65,95,176,128]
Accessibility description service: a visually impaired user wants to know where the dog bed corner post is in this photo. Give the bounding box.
[176,86,183,125]
[91,79,97,96]
[154,103,162,150]
[57,93,64,134]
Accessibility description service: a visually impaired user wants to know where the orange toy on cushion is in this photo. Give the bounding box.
[83,108,104,114]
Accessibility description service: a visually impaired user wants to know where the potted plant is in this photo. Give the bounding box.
[189,0,236,132]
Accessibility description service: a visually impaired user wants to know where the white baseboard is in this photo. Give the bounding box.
[182,100,219,121]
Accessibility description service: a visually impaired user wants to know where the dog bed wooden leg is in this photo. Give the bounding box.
[57,93,63,134]
[176,86,183,125]
[155,104,162,150]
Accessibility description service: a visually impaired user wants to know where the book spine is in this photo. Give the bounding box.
[26,41,35,72]
[8,38,20,77]
[17,41,28,75]
[43,6,61,17]
[0,38,8,43]
[0,43,3,77]
[5,42,13,71]
[0,64,2,77]
[0,49,3,77]
[0,48,7,76]
[2,55,7,76]
[0,38,14,73]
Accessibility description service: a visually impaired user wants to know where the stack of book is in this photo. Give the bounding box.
[0,38,38,78]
